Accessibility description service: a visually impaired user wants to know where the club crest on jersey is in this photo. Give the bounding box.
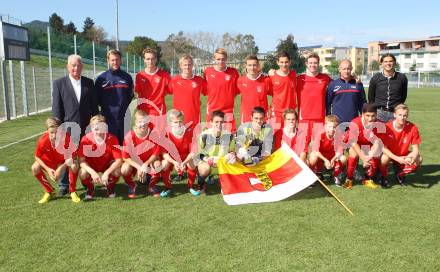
[257,86,262,93]
[249,171,273,191]
[192,82,198,88]
[210,74,216,79]
[154,76,161,83]
[403,137,408,144]
[225,75,231,81]
[242,83,247,87]
[274,81,280,85]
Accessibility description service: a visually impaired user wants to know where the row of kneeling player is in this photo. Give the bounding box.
[32,103,421,204]
[272,103,421,189]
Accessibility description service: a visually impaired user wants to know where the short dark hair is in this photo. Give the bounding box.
[362,103,377,113]
[252,106,265,116]
[245,54,259,63]
[277,51,290,61]
[380,53,396,63]
[211,110,225,120]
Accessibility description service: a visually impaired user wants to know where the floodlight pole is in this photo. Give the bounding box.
[115,0,119,50]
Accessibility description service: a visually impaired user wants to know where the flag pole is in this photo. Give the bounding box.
[316,178,354,215]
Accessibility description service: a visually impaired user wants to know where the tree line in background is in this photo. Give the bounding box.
[26,13,305,74]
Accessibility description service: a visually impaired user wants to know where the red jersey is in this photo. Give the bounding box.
[35,132,76,168]
[204,66,239,117]
[135,69,171,115]
[345,116,384,147]
[296,73,331,121]
[384,121,421,156]
[169,75,207,128]
[313,131,343,158]
[122,130,161,163]
[237,74,273,123]
[78,132,122,172]
[270,70,297,115]
[165,130,196,162]
[273,128,308,155]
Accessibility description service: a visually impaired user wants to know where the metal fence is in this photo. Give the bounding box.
[359,71,440,88]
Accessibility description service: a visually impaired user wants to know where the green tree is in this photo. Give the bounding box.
[327,60,339,76]
[262,34,305,73]
[49,13,64,33]
[355,63,364,76]
[64,21,77,34]
[126,36,162,58]
[126,36,168,69]
[370,60,380,71]
[82,17,95,34]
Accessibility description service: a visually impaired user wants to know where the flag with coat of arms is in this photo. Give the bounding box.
[217,143,317,205]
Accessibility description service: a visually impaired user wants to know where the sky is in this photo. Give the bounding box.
[1,0,439,52]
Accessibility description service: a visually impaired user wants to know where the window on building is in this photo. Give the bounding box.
[430,52,438,58]
[416,63,424,68]
[430,63,437,68]
[417,53,424,58]
[405,54,411,59]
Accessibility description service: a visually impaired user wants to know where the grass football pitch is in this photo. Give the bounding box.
[0,88,439,271]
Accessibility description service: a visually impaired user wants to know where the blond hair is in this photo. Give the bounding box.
[214,48,228,58]
[90,114,106,124]
[179,54,193,66]
[46,117,61,129]
[168,109,184,122]
[394,104,409,113]
[325,115,340,124]
[107,49,121,59]
[283,108,298,120]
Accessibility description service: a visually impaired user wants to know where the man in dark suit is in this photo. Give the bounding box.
[52,54,99,195]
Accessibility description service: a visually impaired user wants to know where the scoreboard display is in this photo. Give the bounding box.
[0,22,30,61]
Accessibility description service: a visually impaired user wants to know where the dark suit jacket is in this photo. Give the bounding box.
[52,75,99,136]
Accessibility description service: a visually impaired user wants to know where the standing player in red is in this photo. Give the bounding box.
[135,48,171,130]
[31,117,80,203]
[78,115,123,199]
[268,51,297,132]
[161,109,198,196]
[379,104,422,187]
[237,55,273,124]
[169,54,207,131]
[273,109,307,162]
[308,115,346,186]
[204,48,240,132]
[121,110,162,198]
[296,53,331,151]
[343,104,384,189]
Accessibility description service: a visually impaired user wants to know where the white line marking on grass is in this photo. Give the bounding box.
[0,131,44,150]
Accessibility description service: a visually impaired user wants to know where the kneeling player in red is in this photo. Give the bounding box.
[379,104,422,187]
[308,115,346,186]
[161,109,198,196]
[32,117,79,203]
[343,103,384,189]
[78,115,123,199]
[121,110,162,198]
[273,109,307,162]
